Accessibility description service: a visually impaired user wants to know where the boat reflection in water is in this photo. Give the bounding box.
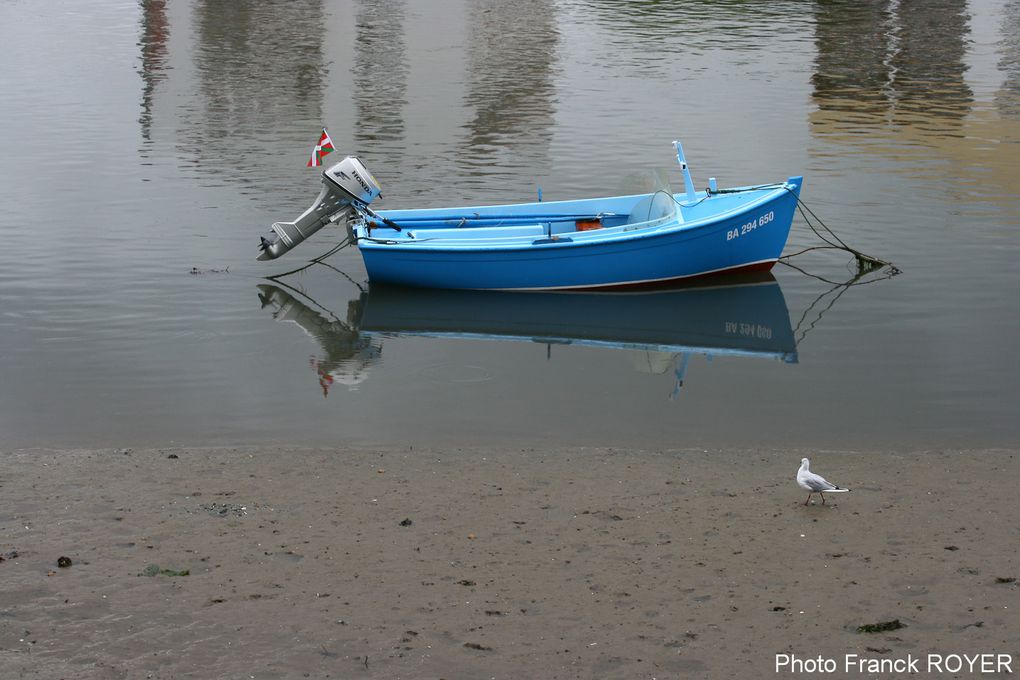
[257,285,379,397]
[257,271,797,399]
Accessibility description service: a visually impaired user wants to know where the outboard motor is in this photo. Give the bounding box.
[257,156,382,260]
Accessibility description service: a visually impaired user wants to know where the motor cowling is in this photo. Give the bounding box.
[257,156,382,261]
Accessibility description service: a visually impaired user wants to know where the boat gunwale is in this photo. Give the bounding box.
[359,180,797,253]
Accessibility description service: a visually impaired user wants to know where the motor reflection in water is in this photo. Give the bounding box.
[257,285,379,397]
[257,272,798,399]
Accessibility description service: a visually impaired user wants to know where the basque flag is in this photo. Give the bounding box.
[307,128,335,167]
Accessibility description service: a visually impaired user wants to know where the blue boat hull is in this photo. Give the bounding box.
[357,177,802,291]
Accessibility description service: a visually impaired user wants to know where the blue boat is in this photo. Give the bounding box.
[258,143,802,291]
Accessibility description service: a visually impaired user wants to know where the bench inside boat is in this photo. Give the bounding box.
[368,191,682,243]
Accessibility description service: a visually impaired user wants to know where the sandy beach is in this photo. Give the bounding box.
[1,446,1017,679]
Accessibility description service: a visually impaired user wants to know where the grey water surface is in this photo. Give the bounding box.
[1,0,1017,451]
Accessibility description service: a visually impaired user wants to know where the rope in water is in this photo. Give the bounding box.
[265,236,352,281]
[771,190,901,341]
[781,188,900,276]
[711,184,899,277]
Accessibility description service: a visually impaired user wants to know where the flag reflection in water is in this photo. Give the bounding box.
[257,271,797,399]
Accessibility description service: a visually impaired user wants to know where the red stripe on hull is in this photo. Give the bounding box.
[556,259,777,292]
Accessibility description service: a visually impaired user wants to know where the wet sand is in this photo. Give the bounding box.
[1,446,1017,679]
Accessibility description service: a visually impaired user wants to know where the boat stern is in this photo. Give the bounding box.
[257,156,382,261]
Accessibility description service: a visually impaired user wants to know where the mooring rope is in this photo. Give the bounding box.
[314,259,368,293]
[780,188,900,276]
[710,184,900,277]
[773,191,902,343]
[265,236,352,282]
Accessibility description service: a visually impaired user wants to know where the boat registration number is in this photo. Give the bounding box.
[726,321,773,339]
[726,211,774,241]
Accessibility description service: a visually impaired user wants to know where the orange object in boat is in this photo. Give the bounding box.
[575,219,602,231]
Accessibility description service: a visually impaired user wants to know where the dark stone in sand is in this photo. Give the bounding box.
[57,556,72,568]
[856,619,904,633]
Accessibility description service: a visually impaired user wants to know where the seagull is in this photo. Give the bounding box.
[797,457,850,505]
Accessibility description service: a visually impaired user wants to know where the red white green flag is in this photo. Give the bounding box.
[307,128,335,167]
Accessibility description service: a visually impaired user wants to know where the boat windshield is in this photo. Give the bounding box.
[618,169,677,224]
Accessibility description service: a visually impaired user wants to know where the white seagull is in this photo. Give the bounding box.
[797,457,850,505]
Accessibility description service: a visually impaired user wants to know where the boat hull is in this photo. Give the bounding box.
[357,178,802,291]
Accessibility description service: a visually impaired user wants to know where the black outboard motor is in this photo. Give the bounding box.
[257,156,382,260]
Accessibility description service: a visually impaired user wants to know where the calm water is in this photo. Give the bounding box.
[1,0,1018,451]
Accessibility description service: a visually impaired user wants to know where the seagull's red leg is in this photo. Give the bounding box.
[821,492,826,505]
[804,493,812,506]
